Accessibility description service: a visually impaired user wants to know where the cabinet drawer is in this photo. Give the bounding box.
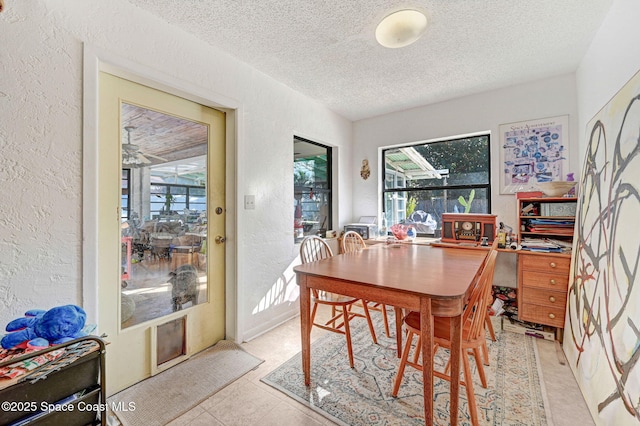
[522,270,569,290]
[520,303,566,328]
[521,286,567,308]
[521,254,570,274]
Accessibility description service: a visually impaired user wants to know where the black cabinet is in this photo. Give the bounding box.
[0,336,106,426]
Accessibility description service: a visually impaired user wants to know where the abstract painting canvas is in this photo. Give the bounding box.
[565,69,640,425]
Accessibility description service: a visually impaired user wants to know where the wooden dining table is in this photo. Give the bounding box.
[294,243,488,426]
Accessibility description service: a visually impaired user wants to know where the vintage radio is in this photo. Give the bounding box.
[441,213,497,244]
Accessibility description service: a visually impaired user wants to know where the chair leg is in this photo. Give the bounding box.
[333,306,348,329]
[381,304,391,337]
[481,340,490,366]
[461,350,480,426]
[394,307,404,357]
[361,301,378,344]
[392,329,416,397]
[329,306,337,327]
[483,313,495,366]
[310,302,319,326]
[473,347,488,388]
[411,335,422,365]
[485,313,496,341]
[343,305,355,368]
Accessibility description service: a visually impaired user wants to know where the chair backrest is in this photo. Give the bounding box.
[341,231,367,253]
[300,236,333,264]
[470,238,499,282]
[462,249,498,342]
[481,239,499,302]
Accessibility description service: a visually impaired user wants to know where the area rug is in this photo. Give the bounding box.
[261,315,549,426]
[108,340,263,426]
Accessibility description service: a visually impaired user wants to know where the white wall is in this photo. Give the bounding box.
[576,0,640,156]
[352,74,580,287]
[0,0,353,341]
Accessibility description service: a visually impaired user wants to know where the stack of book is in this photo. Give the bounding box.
[525,218,574,235]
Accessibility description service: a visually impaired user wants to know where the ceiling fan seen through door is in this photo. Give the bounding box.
[122,126,167,167]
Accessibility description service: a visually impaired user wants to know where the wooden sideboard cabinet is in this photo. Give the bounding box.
[516,196,576,329]
[517,252,571,328]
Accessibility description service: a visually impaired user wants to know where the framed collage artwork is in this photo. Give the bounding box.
[499,115,569,194]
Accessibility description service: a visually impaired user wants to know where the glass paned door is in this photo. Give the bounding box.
[98,72,226,395]
[120,103,209,327]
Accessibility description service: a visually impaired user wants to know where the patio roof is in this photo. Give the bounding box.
[385,147,446,180]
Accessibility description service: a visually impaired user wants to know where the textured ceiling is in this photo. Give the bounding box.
[125,0,613,121]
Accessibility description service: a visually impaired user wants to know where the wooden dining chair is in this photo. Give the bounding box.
[341,231,391,338]
[299,236,378,368]
[394,241,498,362]
[391,249,498,426]
[463,240,500,364]
[473,240,499,365]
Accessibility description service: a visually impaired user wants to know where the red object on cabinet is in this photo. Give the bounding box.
[121,236,132,281]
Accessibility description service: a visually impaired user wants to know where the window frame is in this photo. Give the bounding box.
[121,168,131,221]
[381,134,492,236]
[294,136,332,242]
[150,183,206,219]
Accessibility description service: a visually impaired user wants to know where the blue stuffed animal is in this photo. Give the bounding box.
[1,305,87,350]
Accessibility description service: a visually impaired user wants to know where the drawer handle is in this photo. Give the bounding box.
[550,279,556,285]
[549,313,556,319]
[550,262,557,268]
[549,296,556,303]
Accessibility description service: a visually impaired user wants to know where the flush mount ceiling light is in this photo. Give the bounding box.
[375,9,428,48]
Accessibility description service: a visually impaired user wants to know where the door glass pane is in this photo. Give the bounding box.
[120,103,208,328]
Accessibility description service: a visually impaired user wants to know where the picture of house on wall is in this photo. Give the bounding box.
[499,115,569,193]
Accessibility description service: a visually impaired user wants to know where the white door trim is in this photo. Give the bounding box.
[82,43,240,341]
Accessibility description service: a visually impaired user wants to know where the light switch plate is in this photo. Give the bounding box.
[244,195,255,210]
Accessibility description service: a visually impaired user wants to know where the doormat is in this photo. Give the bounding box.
[109,340,263,426]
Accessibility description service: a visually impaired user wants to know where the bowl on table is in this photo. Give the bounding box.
[390,224,409,240]
[537,181,576,197]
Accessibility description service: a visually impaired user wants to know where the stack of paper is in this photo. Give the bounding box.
[525,218,574,235]
[520,238,570,252]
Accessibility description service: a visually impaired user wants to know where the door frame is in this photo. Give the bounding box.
[82,44,241,342]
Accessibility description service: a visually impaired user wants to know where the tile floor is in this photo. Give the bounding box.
[161,306,594,426]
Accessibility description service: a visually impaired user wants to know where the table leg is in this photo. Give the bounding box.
[299,274,311,386]
[419,298,433,425]
[394,307,403,358]
[449,313,462,426]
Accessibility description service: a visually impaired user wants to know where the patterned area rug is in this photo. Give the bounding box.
[262,314,549,425]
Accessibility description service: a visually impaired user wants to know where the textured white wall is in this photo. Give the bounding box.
[0,3,84,318]
[576,0,640,156]
[0,0,352,340]
[352,75,580,287]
